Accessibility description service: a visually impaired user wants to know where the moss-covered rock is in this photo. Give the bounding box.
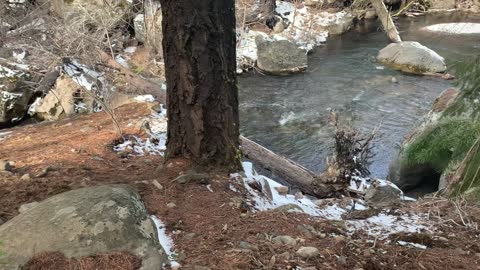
[388,58,480,198]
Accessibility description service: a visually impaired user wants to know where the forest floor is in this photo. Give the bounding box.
[1,103,480,270]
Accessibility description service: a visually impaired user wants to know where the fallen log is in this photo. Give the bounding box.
[240,135,340,198]
[371,0,402,43]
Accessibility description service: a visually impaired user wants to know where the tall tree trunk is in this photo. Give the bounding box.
[159,0,241,171]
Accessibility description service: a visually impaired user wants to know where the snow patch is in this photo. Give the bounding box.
[113,111,167,156]
[232,162,432,238]
[134,95,156,103]
[151,215,181,268]
[397,240,427,249]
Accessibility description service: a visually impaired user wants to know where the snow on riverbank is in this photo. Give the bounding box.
[231,162,433,239]
[236,1,353,69]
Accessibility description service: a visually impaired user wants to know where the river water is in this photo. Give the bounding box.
[238,12,480,179]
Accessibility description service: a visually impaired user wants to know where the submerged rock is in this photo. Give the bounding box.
[377,41,447,74]
[255,36,308,75]
[0,185,168,270]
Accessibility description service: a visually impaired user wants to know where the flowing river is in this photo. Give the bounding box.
[239,12,480,179]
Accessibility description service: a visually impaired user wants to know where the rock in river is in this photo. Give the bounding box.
[377,41,447,74]
[0,185,168,270]
[255,35,308,75]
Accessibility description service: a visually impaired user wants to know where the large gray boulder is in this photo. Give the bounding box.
[0,185,168,270]
[255,36,308,75]
[377,41,447,74]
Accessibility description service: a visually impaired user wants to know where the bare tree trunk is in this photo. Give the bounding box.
[160,0,241,171]
[371,0,402,43]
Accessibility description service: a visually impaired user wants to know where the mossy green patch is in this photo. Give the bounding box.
[403,117,480,173]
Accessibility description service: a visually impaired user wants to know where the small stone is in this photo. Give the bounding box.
[272,235,297,246]
[296,246,319,258]
[0,160,12,172]
[239,241,253,250]
[152,180,163,190]
[391,77,398,83]
[36,166,52,178]
[337,256,347,265]
[184,233,196,240]
[437,236,448,242]
[20,173,31,181]
[363,249,371,256]
[278,251,290,260]
[275,186,289,195]
[19,202,39,214]
[294,191,304,200]
[174,171,209,184]
[167,202,176,208]
[334,235,346,243]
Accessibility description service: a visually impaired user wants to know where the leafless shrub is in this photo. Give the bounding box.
[328,111,377,183]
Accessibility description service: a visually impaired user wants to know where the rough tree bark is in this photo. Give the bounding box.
[159,0,241,171]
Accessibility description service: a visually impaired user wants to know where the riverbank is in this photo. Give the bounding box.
[1,101,479,269]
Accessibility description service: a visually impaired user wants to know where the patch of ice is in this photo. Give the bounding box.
[347,212,431,238]
[12,50,26,62]
[113,111,167,156]
[115,55,129,68]
[0,131,12,141]
[397,240,427,249]
[233,162,347,218]
[63,60,105,92]
[124,46,137,54]
[0,65,20,78]
[134,95,156,103]
[151,215,181,268]
[233,162,430,238]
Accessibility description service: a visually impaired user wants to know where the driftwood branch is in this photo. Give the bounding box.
[371,0,402,43]
[240,136,339,198]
